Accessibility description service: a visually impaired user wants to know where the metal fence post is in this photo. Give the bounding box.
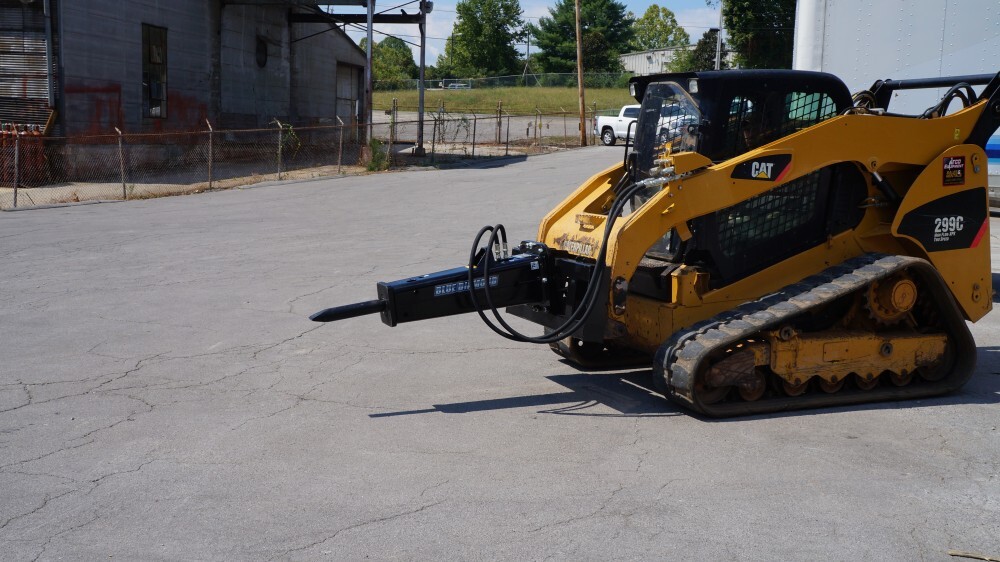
[368,121,374,166]
[114,127,126,199]
[275,119,283,180]
[505,114,510,156]
[536,108,542,145]
[388,98,396,168]
[390,98,397,143]
[336,116,344,174]
[471,115,476,158]
[496,101,502,144]
[13,131,19,208]
[430,114,437,163]
[562,108,567,145]
[205,119,213,190]
[591,102,597,145]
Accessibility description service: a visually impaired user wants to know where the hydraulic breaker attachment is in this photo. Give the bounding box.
[311,242,551,326]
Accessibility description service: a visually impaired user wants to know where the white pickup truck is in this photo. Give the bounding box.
[594,105,640,146]
[595,103,700,146]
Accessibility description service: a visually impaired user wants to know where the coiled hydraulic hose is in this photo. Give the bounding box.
[466,177,651,344]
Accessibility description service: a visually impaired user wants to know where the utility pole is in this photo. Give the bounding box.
[574,0,586,146]
[365,0,375,133]
[415,1,428,156]
[714,1,723,70]
[522,36,530,84]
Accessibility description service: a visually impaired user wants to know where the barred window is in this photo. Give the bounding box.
[780,92,838,135]
[142,24,167,118]
[722,96,757,157]
[716,173,822,257]
[691,162,867,286]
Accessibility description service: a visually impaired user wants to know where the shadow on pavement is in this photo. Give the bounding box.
[371,347,1000,421]
[397,154,528,170]
[370,369,683,418]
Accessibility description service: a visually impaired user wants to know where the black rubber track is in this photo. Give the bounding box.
[651,253,977,417]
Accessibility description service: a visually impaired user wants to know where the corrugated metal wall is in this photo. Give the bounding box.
[0,1,366,135]
[0,0,55,128]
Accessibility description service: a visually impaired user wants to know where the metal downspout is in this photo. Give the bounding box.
[44,0,54,109]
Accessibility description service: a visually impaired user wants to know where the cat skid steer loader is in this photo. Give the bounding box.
[313,69,1000,416]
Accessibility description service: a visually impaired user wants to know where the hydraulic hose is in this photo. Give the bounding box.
[466,177,650,344]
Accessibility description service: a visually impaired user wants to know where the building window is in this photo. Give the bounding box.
[256,36,268,68]
[142,24,167,118]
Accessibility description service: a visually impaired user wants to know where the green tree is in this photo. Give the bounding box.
[670,29,727,72]
[630,4,689,51]
[444,0,526,77]
[714,0,796,69]
[363,37,419,89]
[530,0,634,73]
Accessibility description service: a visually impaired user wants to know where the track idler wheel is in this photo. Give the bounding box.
[737,368,767,401]
[889,369,914,386]
[854,372,880,390]
[818,376,845,393]
[917,343,954,382]
[694,379,730,405]
[781,378,809,396]
[865,273,917,324]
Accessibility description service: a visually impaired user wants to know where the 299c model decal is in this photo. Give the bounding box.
[897,187,987,252]
[932,216,964,243]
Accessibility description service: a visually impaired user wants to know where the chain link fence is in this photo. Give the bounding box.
[384,105,603,161]
[376,72,632,91]
[0,110,606,210]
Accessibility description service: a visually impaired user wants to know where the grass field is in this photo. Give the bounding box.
[374,86,636,115]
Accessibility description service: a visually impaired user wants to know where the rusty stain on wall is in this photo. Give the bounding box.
[64,83,123,135]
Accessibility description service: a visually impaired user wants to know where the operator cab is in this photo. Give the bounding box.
[623,71,864,298]
[627,70,853,176]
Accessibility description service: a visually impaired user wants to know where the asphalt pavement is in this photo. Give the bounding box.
[1,146,998,560]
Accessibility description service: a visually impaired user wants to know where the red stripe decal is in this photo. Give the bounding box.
[775,162,791,182]
[971,218,988,248]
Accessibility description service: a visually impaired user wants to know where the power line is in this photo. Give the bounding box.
[346,28,451,41]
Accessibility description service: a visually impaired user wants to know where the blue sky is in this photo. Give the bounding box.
[342,0,721,67]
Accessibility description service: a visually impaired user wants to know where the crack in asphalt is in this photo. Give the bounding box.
[93,312,208,333]
[0,489,77,532]
[1,469,80,485]
[251,325,324,361]
[528,483,625,533]
[28,514,102,562]
[0,439,96,471]
[0,371,124,415]
[419,479,450,498]
[230,398,305,431]
[268,500,445,560]
[91,353,170,393]
[0,384,31,415]
[84,458,159,496]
